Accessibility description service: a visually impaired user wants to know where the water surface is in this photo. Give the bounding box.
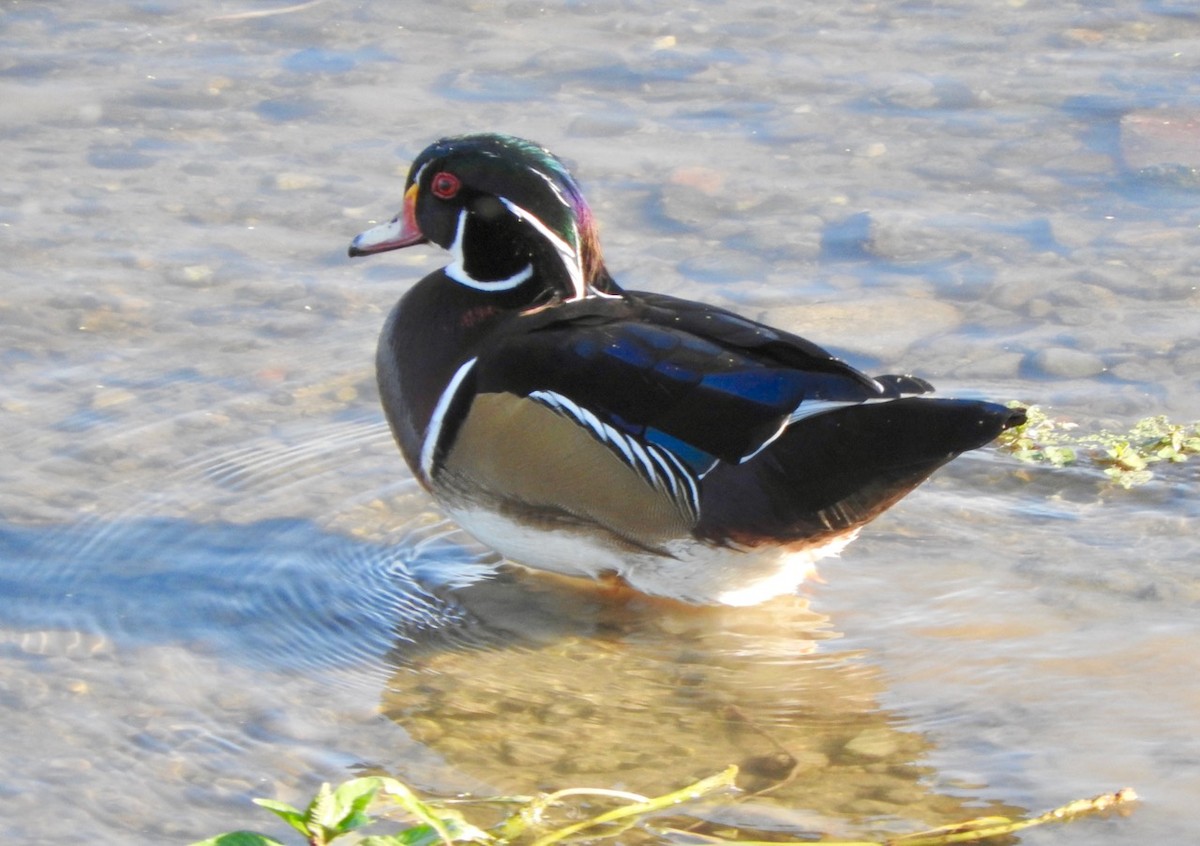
[2,1,1198,843]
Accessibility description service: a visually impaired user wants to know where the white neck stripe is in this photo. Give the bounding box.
[447,261,534,291]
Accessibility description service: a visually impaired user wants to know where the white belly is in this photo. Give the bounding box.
[446,506,858,606]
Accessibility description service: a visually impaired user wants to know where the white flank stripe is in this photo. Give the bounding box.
[528,389,700,517]
[625,438,659,481]
[578,405,608,440]
[655,447,701,514]
[607,431,638,467]
[646,448,681,498]
[420,357,478,480]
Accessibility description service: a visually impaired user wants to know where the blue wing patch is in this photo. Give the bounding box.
[644,427,718,477]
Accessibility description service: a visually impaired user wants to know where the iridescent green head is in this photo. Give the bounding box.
[350,133,612,302]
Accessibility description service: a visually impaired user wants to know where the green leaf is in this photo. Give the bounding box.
[253,778,387,845]
[1041,445,1076,466]
[252,799,310,838]
[302,780,371,844]
[187,832,288,846]
[374,778,459,846]
[996,404,1200,486]
[359,825,445,846]
[305,782,336,831]
[379,815,490,846]
[327,777,382,834]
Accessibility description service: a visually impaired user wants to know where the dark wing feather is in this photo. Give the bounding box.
[473,293,915,470]
[628,291,885,390]
[696,397,1027,545]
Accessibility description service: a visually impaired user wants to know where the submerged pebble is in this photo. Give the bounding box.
[1032,346,1108,379]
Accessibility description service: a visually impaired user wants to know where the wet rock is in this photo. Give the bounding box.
[884,783,927,805]
[1172,343,1200,378]
[1134,163,1200,189]
[1073,264,1158,298]
[273,172,326,191]
[87,145,156,170]
[844,797,903,816]
[842,727,899,761]
[863,210,965,265]
[656,181,725,230]
[90,387,137,410]
[741,751,798,779]
[499,736,562,767]
[169,264,215,287]
[944,349,1025,381]
[768,296,961,363]
[403,717,445,745]
[1108,355,1173,384]
[567,114,640,138]
[1120,109,1200,172]
[862,72,976,111]
[1031,346,1107,379]
[679,250,768,285]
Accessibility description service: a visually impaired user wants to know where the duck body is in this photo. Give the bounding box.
[352,133,1024,605]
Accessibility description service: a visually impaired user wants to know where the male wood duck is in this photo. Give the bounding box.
[349,133,1025,606]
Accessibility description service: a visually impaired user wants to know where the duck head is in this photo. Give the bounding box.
[349,133,616,301]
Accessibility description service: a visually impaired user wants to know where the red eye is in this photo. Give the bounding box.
[430,171,461,199]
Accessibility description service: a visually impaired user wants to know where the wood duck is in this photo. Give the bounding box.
[349,133,1025,606]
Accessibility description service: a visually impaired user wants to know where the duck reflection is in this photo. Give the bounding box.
[381,567,1024,839]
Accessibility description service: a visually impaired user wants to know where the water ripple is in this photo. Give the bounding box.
[0,516,492,681]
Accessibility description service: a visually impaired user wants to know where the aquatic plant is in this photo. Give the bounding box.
[190,767,1134,846]
[997,404,1200,488]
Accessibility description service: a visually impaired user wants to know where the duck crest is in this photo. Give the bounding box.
[411,133,613,303]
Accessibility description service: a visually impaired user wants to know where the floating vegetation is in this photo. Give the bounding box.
[997,404,1200,488]
[190,768,1135,846]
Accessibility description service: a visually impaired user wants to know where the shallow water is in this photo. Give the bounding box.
[2,1,1199,843]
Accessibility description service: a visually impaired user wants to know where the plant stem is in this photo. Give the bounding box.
[528,766,739,846]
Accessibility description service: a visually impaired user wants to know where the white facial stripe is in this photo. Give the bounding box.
[496,199,577,257]
[421,357,478,480]
[529,167,571,210]
[411,161,431,191]
[497,197,586,301]
[445,208,534,291]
